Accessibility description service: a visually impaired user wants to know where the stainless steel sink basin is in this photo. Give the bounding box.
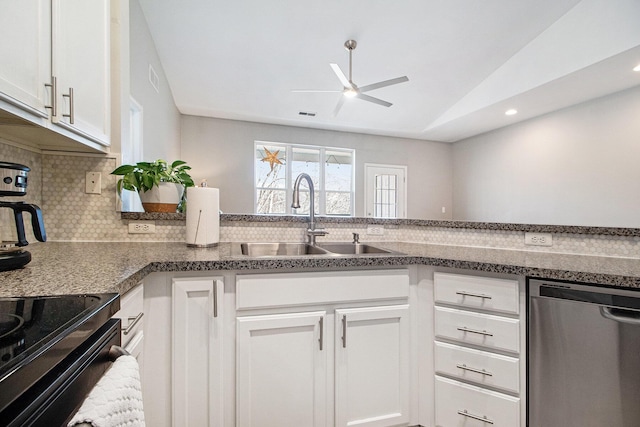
[317,243,395,255]
[235,242,331,257]
[233,242,402,257]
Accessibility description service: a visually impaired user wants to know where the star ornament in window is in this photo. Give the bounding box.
[261,148,283,172]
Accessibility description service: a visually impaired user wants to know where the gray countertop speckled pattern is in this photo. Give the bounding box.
[1,241,639,298]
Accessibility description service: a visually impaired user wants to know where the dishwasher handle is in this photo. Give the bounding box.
[600,306,640,325]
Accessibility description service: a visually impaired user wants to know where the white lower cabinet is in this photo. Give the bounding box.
[236,311,328,427]
[435,377,520,427]
[115,282,144,361]
[172,277,225,427]
[335,305,410,427]
[236,269,411,427]
[433,272,524,427]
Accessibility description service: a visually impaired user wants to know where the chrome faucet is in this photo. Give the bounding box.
[292,173,328,245]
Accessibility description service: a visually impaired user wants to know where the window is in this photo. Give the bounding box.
[364,164,407,218]
[255,142,354,216]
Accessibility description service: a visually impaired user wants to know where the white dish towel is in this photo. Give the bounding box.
[68,355,145,427]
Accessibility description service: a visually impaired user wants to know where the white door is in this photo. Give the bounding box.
[172,277,225,427]
[236,311,327,427]
[335,305,411,427]
[52,0,110,146]
[0,0,51,117]
[364,164,407,218]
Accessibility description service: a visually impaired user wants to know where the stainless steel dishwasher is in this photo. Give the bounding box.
[528,279,640,427]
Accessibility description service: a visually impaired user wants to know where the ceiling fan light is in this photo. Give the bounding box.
[343,88,358,98]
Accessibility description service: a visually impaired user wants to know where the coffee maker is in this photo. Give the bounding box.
[0,162,46,271]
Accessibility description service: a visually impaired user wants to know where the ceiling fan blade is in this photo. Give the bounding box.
[292,90,342,93]
[330,63,353,89]
[355,93,392,107]
[358,76,409,93]
[333,96,346,116]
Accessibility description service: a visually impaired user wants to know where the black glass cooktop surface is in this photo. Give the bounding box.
[0,293,119,413]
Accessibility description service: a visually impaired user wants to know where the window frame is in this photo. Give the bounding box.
[254,141,355,216]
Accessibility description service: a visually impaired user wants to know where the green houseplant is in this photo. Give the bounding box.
[111,159,195,212]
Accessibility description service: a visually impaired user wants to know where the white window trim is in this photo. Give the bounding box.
[254,141,355,216]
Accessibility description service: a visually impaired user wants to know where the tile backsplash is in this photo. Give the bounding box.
[1,140,638,258]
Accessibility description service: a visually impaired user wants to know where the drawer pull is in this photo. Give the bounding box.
[456,363,493,376]
[456,291,492,300]
[457,409,494,424]
[457,326,493,337]
[123,312,144,335]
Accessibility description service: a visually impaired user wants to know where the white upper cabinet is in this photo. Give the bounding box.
[0,0,51,117]
[51,0,110,146]
[0,0,110,150]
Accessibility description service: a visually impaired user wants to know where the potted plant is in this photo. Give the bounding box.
[111,159,195,213]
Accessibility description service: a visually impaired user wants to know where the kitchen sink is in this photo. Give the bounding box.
[316,243,396,255]
[233,242,402,257]
[236,242,332,257]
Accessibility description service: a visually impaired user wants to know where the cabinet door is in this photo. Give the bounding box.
[237,311,327,427]
[335,305,410,427]
[51,0,110,146]
[0,0,50,117]
[173,277,224,427]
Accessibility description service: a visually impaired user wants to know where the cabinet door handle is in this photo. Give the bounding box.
[62,87,74,124]
[319,316,324,351]
[123,312,144,335]
[44,76,57,117]
[457,326,493,337]
[456,363,493,376]
[341,315,347,348]
[213,280,218,318]
[456,291,492,300]
[457,409,494,424]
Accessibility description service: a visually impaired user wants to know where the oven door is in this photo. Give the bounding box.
[1,318,121,427]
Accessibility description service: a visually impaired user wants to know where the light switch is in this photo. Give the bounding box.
[85,172,101,194]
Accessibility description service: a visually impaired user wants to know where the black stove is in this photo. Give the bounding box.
[0,293,120,426]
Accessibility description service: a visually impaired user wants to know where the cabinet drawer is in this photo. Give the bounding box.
[115,283,144,347]
[236,270,409,309]
[435,341,520,394]
[435,376,520,427]
[434,272,519,314]
[435,306,519,354]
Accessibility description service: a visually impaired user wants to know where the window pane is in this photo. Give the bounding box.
[291,147,319,187]
[256,144,286,188]
[325,150,352,192]
[256,189,287,214]
[326,192,351,215]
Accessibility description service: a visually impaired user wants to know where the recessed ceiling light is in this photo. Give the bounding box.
[505,109,518,116]
[634,64,640,72]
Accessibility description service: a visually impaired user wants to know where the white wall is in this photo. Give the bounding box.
[129,0,181,161]
[452,85,640,227]
[180,116,452,218]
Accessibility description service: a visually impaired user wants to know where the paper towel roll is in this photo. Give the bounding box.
[186,187,220,247]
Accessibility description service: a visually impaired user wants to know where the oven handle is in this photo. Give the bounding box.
[600,306,640,325]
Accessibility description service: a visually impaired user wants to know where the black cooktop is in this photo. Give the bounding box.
[0,293,120,413]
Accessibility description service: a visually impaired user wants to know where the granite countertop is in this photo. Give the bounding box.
[1,241,639,298]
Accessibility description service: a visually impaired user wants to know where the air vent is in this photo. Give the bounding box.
[298,111,316,117]
[149,65,160,93]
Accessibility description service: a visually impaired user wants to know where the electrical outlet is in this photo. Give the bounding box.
[128,221,156,234]
[525,232,552,246]
[85,172,101,194]
[367,225,384,235]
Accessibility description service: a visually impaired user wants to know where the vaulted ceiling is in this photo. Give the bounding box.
[138,0,640,142]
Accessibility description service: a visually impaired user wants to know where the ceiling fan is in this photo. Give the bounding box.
[294,40,409,116]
